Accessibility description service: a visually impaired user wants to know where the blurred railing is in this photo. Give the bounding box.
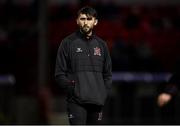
[0,75,16,85]
[112,72,172,82]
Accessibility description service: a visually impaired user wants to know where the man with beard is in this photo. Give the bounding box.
[55,6,112,124]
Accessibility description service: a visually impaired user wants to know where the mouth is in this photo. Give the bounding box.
[83,25,89,29]
[82,26,90,32]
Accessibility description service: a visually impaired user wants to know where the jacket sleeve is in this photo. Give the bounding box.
[103,43,112,90]
[55,39,71,91]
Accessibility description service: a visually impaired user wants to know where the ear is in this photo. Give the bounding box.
[94,19,98,26]
[76,18,79,25]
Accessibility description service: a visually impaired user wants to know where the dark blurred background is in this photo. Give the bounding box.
[0,0,180,124]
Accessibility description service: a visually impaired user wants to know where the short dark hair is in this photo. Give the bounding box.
[77,6,97,18]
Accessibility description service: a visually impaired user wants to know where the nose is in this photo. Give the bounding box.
[84,19,88,25]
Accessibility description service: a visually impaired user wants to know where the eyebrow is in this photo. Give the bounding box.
[79,17,93,20]
[87,17,92,20]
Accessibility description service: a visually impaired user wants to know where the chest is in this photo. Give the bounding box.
[70,40,104,61]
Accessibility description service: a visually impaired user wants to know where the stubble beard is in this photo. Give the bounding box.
[80,25,92,35]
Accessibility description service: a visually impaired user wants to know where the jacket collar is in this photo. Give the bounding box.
[76,30,96,40]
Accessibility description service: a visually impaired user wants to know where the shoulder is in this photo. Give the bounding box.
[62,32,78,43]
[95,35,108,48]
[59,32,79,48]
[95,35,106,44]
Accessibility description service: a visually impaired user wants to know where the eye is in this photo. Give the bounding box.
[87,17,92,20]
[80,18,86,20]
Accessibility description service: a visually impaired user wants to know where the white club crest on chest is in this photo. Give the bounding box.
[94,47,101,56]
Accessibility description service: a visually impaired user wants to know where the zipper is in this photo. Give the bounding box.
[85,41,91,57]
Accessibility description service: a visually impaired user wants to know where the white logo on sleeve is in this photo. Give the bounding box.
[68,114,74,119]
[98,112,103,120]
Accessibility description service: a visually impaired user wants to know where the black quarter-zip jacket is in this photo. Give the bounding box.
[55,30,112,105]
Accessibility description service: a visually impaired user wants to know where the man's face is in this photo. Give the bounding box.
[76,13,98,34]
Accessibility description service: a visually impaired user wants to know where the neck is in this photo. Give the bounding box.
[80,29,92,39]
[86,31,92,39]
